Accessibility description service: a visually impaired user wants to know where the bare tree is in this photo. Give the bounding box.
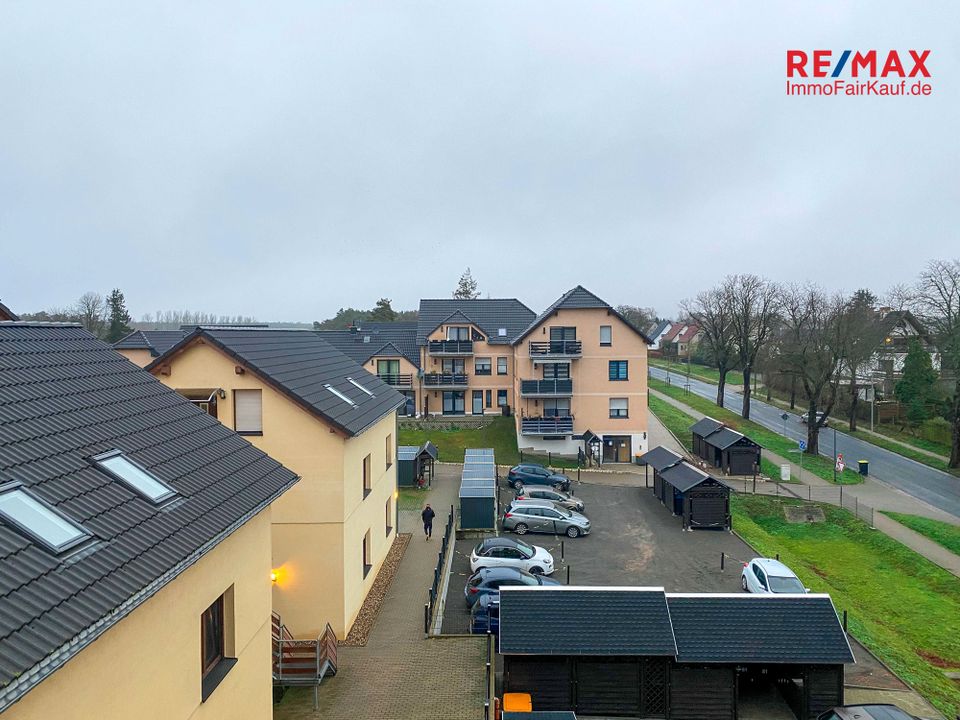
[778,285,851,455]
[730,275,780,419]
[842,289,886,431]
[910,259,960,468]
[75,292,105,338]
[616,305,658,334]
[683,281,737,407]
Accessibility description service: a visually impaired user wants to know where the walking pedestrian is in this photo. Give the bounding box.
[421,504,435,541]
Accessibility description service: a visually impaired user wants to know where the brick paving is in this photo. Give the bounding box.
[274,466,487,720]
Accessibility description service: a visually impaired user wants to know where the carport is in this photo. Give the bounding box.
[690,418,762,475]
[659,462,730,530]
[690,417,723,462]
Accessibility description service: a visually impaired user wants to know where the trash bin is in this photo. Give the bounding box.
[858,460,868,476]
[501,404,511,417]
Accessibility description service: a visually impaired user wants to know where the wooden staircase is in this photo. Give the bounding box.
[271,611,338,709]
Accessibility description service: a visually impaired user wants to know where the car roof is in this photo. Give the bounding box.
[479,537,525,550]
[478,566,530,579]
[514,463,545,469]
[509,498,558,508]
[518,487,561,494]
[828,706,916,720]
[753,558,798,577]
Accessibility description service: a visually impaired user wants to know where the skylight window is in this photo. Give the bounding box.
[0,485,89,553]
[325,384,357,407]
[95,452,177,503]
[498,328,507,337]
[347,377,374,397]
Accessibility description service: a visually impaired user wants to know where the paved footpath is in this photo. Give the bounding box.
[651,389,960,579]
[274,471,487,720]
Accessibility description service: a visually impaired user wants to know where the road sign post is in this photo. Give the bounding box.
[797,439,806,483]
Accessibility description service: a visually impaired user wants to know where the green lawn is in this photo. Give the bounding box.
[397,416,579,469]
[732,495,960,717]
[650,377,863,485]
[650,358,744,385]
[847,428,953,473]
[882,512,960,556]
[867,423,952,458]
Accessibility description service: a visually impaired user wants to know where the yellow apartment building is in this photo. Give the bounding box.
[0,322,298,719]
[145,328,404,638]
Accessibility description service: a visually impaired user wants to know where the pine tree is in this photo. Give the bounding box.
[895,338,938,426]
[453,268,480,300]
[105,288,133,343]
[369,298,397,322]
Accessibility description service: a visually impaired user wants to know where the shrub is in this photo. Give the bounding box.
[920,417,952,445]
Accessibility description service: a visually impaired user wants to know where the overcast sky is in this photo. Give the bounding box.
[1,2,958,322]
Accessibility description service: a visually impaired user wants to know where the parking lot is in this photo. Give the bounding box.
[440,470,752,634]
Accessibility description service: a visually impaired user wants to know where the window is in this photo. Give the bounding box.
[377,359,400,378]
[609,360,628,381]
[609,398,629,418]
[200,590,236,701]
[497,390,508,407]
[385,434,393,470]
[600,325,612,346]
[94,451,177,503]
[441,358,465,374]
[542,363,569,380]
[363,530,372,578]
[549,327,576,341]
[443,391,465,415]
[201,596,224,676]
[234,389,263,434]
[446,326,470,341]
[497,357,508,375]
[543,398,570,417]
[475,357,491,375]
[485,390,492,408]
[0,485,89,553]
[472,390,484,415]
[385,498,393,537]
[363,454,372,498]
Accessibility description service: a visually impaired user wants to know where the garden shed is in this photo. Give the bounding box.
[396,445,420,487]
[690,418,761,475]
[640,446,730,530]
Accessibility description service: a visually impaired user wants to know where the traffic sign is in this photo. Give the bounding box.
[798,440,807,451]
[836,453,845,473]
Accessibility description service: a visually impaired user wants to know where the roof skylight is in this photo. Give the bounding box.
[325,384,357,407]
[347,378,374,397]
[0,485,89,553]
[95,452,177,503]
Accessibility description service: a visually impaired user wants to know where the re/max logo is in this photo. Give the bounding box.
[786,50,931,78]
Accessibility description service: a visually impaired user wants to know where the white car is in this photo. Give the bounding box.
[470,537,555,575]
[741,558,808,594]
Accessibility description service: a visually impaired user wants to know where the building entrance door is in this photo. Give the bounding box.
[602,436,632,463]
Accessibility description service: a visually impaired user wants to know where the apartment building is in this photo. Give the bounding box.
[145,328,404,638]
[0,322,298,720]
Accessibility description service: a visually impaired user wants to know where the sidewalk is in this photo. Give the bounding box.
[650,389,960,579]
[275,468,487,720]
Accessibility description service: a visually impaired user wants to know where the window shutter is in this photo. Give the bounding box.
[235,390,262,432]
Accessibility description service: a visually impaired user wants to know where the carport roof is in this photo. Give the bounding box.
[666,594,855,665]
[659,461,716,493]
[689,417,724,438]
[499,587,677,656]
[397,446,419,461]
[638,446,683,472]
[418,441,439,460]
[705,427,760,450]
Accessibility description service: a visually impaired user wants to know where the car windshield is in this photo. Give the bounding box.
[473,542,484,554]
[515,541,534,558]
[768,575,805,593]
[518,574,539,586]
[554,505,572,518]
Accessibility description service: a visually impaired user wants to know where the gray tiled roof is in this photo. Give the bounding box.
[659,461,715,493]
[514,286,653,344]
[416,299,535,346]
[638,446,683,472]
[0,323,299,710]
[113,329,187,356]
[499,587,677,656]
[320,322,419,367]
[689,417,724,438]
[704,427,760,450]
[667,594,854,664]
[148,328,404,437]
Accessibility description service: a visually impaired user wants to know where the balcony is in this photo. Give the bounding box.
[521,416,574,436]
[377,373,413,388]
[423,373,469,389]
[520,379,573,397]
[528,340,582,361]
[428,340,474,355]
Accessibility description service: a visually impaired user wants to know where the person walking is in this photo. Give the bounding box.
[421,503,436,541]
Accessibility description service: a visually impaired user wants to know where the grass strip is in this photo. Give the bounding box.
[881,512,960,557]
[650,358,744,385]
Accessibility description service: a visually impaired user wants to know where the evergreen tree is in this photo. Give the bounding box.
[895,338,938,426]
[105,288,133,342]
[453,268,480,299]
[369,298,397,322]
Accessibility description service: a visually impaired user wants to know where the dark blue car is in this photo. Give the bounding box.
[463,566,561,608]
[506,463,571,491]
[470,595,500,635]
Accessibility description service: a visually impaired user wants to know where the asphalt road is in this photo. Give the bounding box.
[649,366,960,519]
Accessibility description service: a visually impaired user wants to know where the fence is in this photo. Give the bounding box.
[483,631,496,719]
[724,477,876,527]
[424,505,456,633]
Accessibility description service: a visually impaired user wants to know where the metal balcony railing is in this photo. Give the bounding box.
[520,416,574,435]
[428,340,474,355]
[528,340,582,357]
[377,373,413,388]
[423,373,469,388]
[520,379,573,397]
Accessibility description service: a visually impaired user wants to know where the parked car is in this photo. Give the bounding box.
[506,463,571,491]
[463,566,561,608]
[470,594,500,635]
[816,705,921,720]
[800,411,829,426]
[502,499,591,538]
[515,486,584,512]
[741,557,809,594]
[470,536,555,575]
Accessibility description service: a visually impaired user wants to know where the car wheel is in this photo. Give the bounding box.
[741,575,749,592]
[566,526,580,538]
[529,566,543,575]
[514,523,528,535]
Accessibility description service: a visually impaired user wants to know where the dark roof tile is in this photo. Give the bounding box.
[416,299,535,346]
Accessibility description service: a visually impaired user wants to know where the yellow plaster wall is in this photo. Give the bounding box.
[421,325,514,414]
[116,347,155,368]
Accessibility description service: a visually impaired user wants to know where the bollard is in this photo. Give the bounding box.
[720,552,725,571]
[840,484,843,507]
[577,467,581,484]
[566,565,570,585]
[484,702,490,720]
[424,603,429,634]
[808,485,812,501]
[843,610,848,632]
[775,553,780,561]
[561,539,565,560]
[548,451,552,466]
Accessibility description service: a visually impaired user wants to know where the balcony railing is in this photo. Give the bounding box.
[521,416,574,435]
[520,379,573,397]
[377,373,413,388]
[423,373,469,388]
[528,340,582,358]
[428,340,474,355]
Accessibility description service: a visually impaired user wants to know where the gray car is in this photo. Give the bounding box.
[514,486,585,512]
[502,499,591,538]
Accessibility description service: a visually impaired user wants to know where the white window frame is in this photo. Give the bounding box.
[94,450,177,504]
[0,483,89,553]
[234,389,264,433]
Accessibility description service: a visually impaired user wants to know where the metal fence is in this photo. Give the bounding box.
[724,477,876,527]
[424,505,455,633]
[483,631,496,720]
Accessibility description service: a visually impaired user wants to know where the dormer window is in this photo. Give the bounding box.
[0,483,89,553]
[94,451,177,504]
